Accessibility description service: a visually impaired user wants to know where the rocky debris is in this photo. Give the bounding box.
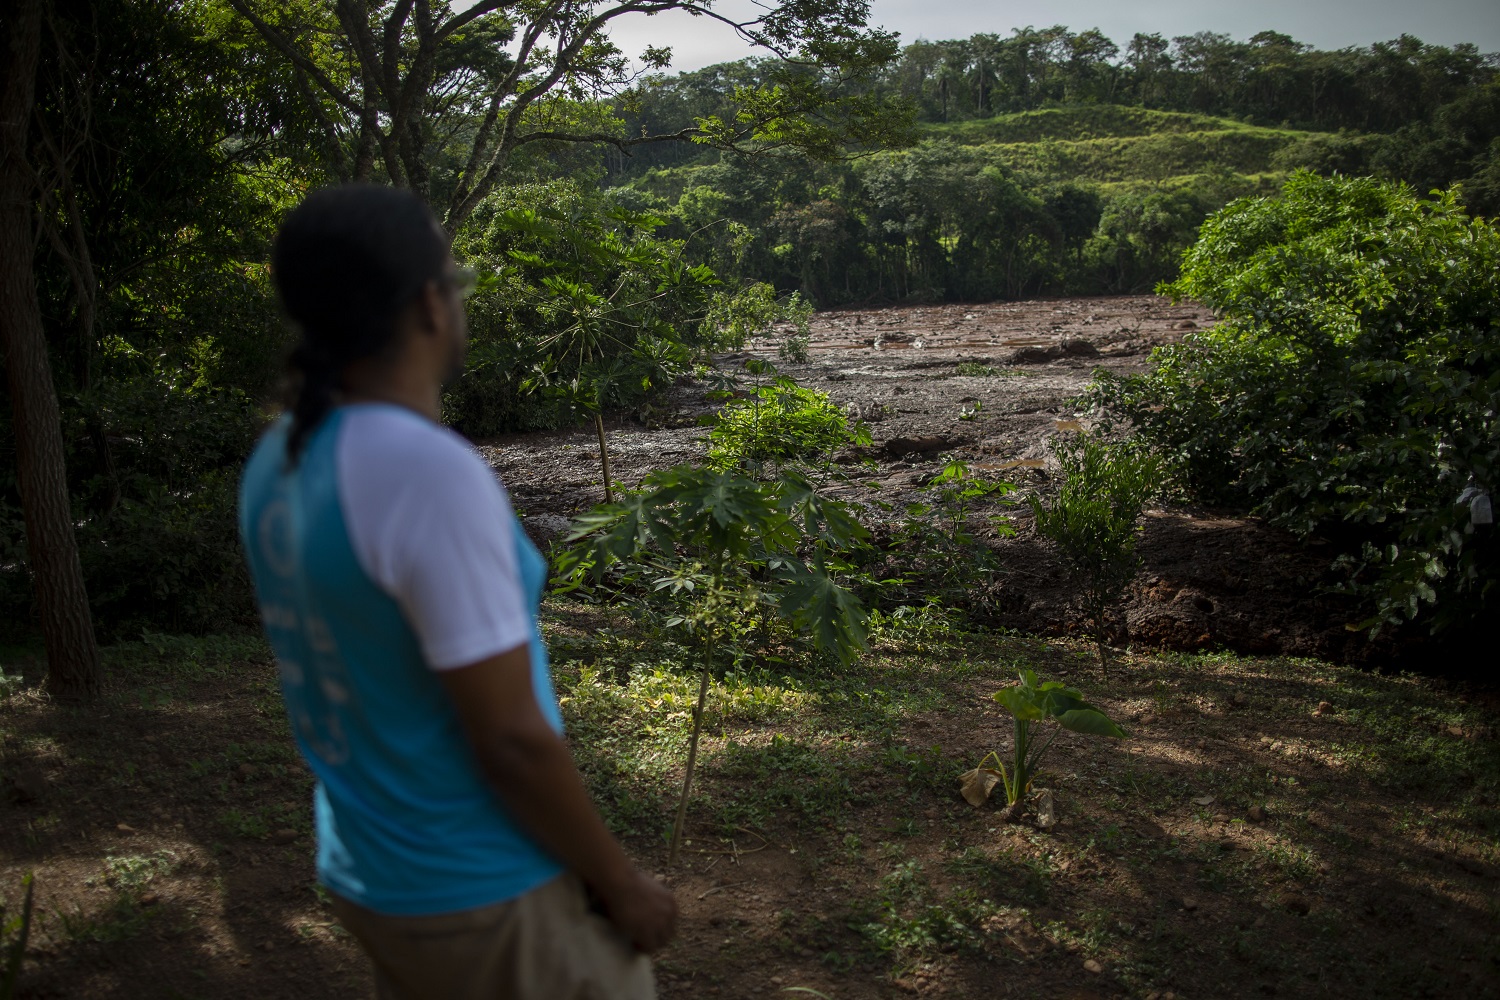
[520,513,573,550]
[1033,789,1057,829]
[1010,339,1100,364]
[844,399,891,422]
[479,294,1409,666]
[884,434,957,457]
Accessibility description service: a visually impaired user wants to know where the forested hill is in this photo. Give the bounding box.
[578,30,1498,307]
[608,29,1499,181]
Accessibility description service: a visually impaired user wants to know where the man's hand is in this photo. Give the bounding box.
[597,870,678,953]
[438,647,678,953]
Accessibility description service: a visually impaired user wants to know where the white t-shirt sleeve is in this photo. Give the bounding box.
[336,407,532,670]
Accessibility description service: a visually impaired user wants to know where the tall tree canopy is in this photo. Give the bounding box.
[226,0,912,229]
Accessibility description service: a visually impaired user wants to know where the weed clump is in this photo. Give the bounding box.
[706,362,869,477]
[1029,436,1162,666]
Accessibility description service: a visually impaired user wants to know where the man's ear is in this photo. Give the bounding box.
[414,280,448,336]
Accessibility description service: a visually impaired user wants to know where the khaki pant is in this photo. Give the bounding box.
[329,874,656,1000]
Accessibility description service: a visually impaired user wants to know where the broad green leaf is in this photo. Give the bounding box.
[993,685,1046,721]
[1055,708,1126,738]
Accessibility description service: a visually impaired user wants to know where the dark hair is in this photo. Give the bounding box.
[271,184,450,464]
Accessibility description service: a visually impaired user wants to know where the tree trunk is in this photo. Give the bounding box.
[594,412,614,504]
[1,0,101,701]
[668,661,713,865]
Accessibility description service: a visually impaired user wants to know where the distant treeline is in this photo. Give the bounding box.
[609,29,1498,177]
[583,30,1500,307]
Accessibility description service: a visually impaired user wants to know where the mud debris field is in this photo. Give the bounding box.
[481,295,1388,666]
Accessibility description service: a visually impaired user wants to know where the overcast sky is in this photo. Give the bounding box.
[604,0,1500,73]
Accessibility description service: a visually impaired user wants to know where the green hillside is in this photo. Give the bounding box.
[922,105,1248,145]
[920,107,1320,187]
[630,105,1320,200]
[610,102,1336,304]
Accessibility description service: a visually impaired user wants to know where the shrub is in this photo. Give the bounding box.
[891,460,1016,601]
[1091,172,1499,633]
[706,365,869,476]
[1029,436,1161,664]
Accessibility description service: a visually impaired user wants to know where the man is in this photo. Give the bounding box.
[239,184,676,999]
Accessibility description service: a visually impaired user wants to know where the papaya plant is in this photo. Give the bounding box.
[962,670,1125,821]
[555,464,869,863]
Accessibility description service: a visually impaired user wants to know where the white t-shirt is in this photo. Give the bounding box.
[334,404,530,671]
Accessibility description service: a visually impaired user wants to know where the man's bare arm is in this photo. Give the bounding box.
[437,645,677,952]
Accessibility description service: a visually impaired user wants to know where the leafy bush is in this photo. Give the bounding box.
[706,364,869,476]
[1029,437,1161,663]
[446,181,723,438]
[1091,172,1499,631]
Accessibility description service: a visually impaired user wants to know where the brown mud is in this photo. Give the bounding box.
[479,295,1393,667]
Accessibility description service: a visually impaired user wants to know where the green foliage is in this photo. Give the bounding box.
[775,292,815,363]
[1093,172,1500,632]
[972,669,1125,807]
[557,464,870,662]
[602,30,1496,308]
[889,461,1016,600]
[557,463,871,859]
[1028,437,1162,662]
[445,182,721,436]
[1369,82,1500,217]
[706,364,869,477]
[619,123,1272,305]
[1,0,306,637]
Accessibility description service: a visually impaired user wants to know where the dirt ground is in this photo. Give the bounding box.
[482,295,1390,667]
[2,620,1496,999]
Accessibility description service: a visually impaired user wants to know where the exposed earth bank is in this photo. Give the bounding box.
[477,295,1399,667]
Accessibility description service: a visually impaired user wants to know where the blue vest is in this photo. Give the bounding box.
[238,409,563,915]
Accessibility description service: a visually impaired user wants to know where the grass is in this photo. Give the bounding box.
[545,602,1500,996]
[2,611,1498,997]
[920,105,1250,145]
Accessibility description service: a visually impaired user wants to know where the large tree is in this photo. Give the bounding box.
[225,0,909,230]
[0,0,102,701]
